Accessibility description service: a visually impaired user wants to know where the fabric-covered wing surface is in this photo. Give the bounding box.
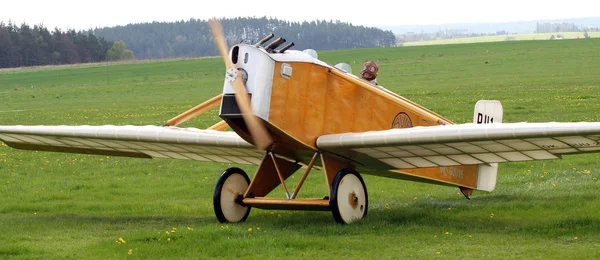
[316,122,600,170]
[0,125,264,165]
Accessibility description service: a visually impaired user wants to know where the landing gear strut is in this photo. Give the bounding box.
[212,153,368,224]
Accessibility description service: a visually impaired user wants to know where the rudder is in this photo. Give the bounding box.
[473,100,503,192]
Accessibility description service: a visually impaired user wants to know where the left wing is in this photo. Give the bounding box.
[0,125,264,165]
[317,122,600,170]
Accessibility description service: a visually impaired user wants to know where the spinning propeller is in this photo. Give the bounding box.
[208,18,273,150]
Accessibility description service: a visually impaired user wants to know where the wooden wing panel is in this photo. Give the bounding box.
[0,125,264,165]
[316,122,600,170]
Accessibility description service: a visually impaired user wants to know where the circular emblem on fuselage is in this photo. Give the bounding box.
[392,112,413,129]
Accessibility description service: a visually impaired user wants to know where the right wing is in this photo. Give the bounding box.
[0,125,264,165]
[317,122,600,170]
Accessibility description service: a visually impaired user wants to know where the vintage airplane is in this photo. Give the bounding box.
[2,19,600,224]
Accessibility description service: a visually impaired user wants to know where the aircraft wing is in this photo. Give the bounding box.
[0,125,264,165]
[316,122,600,170]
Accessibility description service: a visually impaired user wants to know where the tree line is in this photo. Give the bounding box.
[93,17,397,60]
[1,17,396,68]
[0,22,114,69]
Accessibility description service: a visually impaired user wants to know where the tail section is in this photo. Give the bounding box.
[473,100,503,192]
[388,100,503,197]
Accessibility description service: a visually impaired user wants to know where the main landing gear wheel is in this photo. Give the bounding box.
[213,167,251,223]
[330,168,368,224]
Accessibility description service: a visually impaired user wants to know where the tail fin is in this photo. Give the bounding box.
[473,100,503,191]
[474,100,503,124]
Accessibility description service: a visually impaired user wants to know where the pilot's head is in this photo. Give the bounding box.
[360,60,378,81]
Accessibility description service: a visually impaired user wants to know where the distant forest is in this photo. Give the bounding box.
[0,22,113,69]
[93,17,397,60]
[0,17,396,68]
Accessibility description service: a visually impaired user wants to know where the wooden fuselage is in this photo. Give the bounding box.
[221,44,449,158]
[220,44,478,188]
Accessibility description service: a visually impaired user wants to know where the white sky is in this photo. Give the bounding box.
[1,0,599,30]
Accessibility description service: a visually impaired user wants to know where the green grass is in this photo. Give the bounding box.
[404,32,600,47]
[1,38,600,259]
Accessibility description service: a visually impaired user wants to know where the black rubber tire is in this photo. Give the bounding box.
[213,167,251,223]
[330,168,368,224]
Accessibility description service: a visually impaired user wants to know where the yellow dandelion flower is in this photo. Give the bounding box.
[385,204,390,210]
[167,237,171,241]
[187,227,193,231]
[540,175,544,178]
[413,197,417,201]
[119,238,126,244]
[586,170,591,174]
[270,212,274,215]
[574,236,578,240]
[165,231,170,235]
[434,235,437,238]
[257,227,260,231]
[128,249,133,255]
[552,184,556,188]
[437,252,441,255]
[490,213,495,219]
[445,232,449,235]
[448,208,452,211]
[248,228,253,232]
[544,172,548,175]
[573,167,577,171]
[468,234,472,238]
[593,177,598,181]
[529,182,533,185]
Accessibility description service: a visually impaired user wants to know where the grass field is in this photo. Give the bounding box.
[1,38,600,259]
[403,32,600,47]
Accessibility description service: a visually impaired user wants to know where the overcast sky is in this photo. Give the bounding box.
[1,0,599,30]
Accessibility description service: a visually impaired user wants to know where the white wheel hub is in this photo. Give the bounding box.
[335,173,367,224]
[219,173,249,222]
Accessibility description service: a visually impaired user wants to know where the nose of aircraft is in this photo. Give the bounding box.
[209,18,273,150]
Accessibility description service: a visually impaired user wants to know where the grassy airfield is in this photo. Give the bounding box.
[1,38,600,259]
[403,32,600,46]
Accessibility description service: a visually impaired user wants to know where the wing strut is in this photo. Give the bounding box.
[166,94,222,126]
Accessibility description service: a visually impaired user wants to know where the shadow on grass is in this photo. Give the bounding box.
[239,191,600,238]
[5,190,598,239]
